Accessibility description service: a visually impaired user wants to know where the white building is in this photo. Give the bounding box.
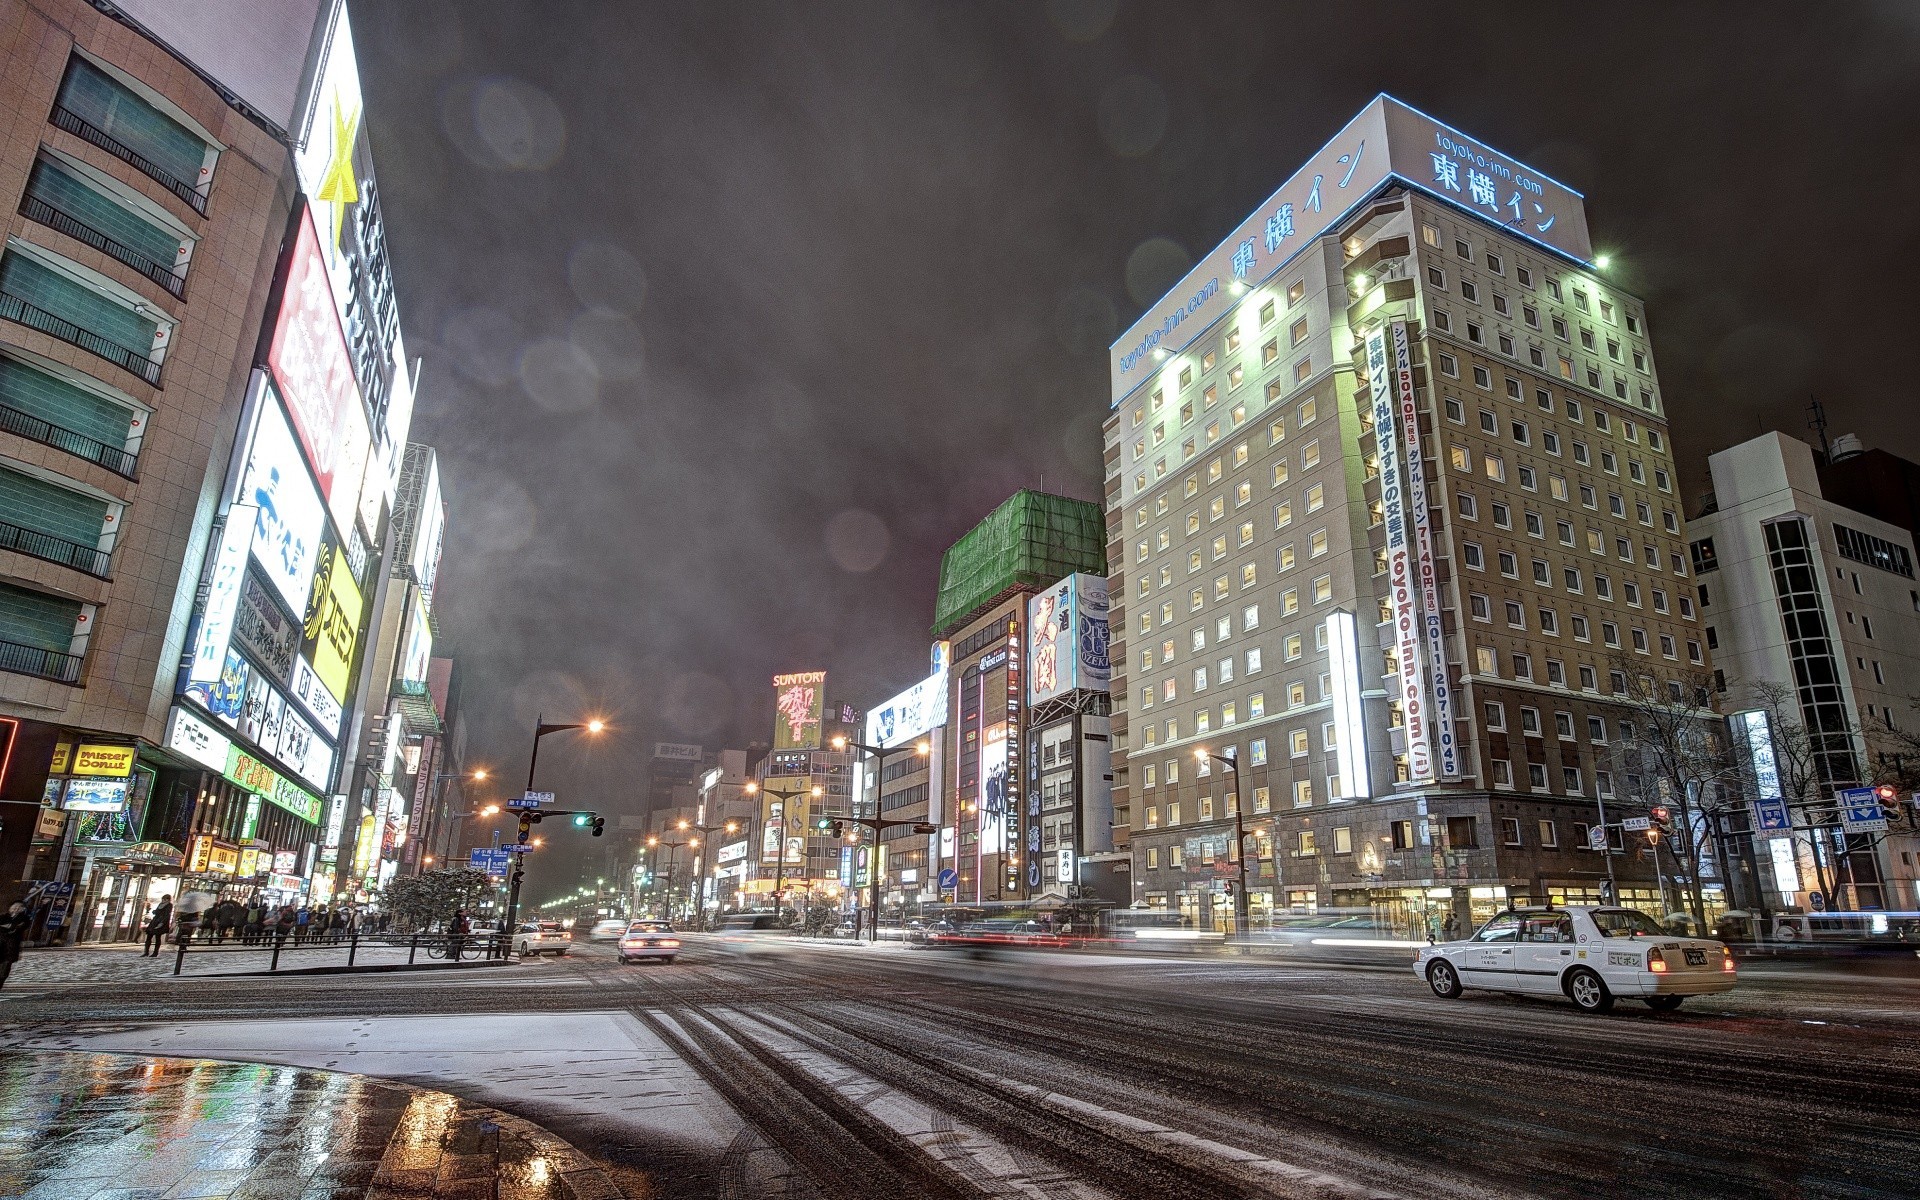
[1691,432,1920,910]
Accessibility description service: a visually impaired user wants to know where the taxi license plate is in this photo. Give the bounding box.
[1684,948,1707,966]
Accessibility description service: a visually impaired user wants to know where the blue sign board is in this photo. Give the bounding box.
[1752,797,1791,833]
[507,791,552,810]
[469,848,511,875]
[502,842,536,854]
[1837,787,1888,833]
[937,867,958,892]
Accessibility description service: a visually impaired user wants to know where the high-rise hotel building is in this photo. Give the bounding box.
[1103,97,1704,935]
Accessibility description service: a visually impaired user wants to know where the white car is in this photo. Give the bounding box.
[587,919,627,942]
[514,920,572,957]
[618,920,681,964]
[1414,905,1736,1013]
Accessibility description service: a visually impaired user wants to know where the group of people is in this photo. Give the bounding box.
[139,893,369,955]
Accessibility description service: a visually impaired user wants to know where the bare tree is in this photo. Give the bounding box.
[1602,658,1745,931]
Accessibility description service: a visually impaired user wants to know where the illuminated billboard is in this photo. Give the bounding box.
[1026,573,1111,705]
[773,671,827,751]
[64,778,129,813]
[865,671,947,749]
[238,383,327,613]
[979,722,1008,855]
[267,200,370,531]
[398,589,433,685]
[409,454,444,591]
[188,506,255,685]
[300,535,363,703]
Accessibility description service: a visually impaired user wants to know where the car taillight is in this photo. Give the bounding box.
[1647,948,1668,973]
[1721,946,1736,973]
[661,938,680,948]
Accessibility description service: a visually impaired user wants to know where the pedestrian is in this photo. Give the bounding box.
[243,901,264,945]
[275,904,297,942]
[142,894,173,957]
[446,908,471,959]
[1442,911,1461,942]
[329,909,347,941]
[294,905,311,944]
[0,901,28,989]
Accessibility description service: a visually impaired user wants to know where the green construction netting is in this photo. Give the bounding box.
[932,490,1107,637]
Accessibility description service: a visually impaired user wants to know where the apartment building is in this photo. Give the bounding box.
[1104,96,1704,937]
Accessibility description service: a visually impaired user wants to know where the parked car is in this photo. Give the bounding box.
[619,920,680,963]
[514,920,572,957]
[587,919,627,942]
[1415,906,1736,1013]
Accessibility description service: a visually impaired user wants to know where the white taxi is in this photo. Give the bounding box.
[618,920,681,964]
[1414,905,1736,1013]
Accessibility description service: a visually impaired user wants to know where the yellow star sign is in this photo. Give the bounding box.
[315,92,360,248]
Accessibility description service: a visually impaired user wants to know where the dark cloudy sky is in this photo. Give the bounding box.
[351,0,1920,879]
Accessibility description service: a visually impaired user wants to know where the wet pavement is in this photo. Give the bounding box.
[0,1050,621,1199]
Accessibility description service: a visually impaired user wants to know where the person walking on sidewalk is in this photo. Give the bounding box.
[142,894,173,957]
[0,901,29,988]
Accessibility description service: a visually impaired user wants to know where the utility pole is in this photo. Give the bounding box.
[830,736,932,941]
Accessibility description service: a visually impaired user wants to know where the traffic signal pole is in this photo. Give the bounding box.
[503,808,603,937]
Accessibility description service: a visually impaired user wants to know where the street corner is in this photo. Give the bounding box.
[0,1049,625,1199]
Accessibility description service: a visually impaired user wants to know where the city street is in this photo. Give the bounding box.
[4,939,1916,1199]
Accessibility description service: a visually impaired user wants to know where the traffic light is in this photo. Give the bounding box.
[1875,784,1902,820]
[830,820,845,838]
[572,812,591,826]
[814,816,833,832]
[1649,805,1672,832]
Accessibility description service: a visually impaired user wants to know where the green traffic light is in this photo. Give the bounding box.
[573,812,591,826]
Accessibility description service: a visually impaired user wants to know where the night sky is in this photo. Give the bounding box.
[350,0,1920,876]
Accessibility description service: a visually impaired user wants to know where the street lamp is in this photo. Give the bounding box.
[504,715,606,931]
[1196,747,1252,941]
[683,817,739,922]
[743,780,821,920]
[646,834,697,923]
[830,735,934,942]
[441,800,504,866]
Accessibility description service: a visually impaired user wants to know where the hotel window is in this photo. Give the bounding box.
[1455,238,1471,260]
[1214,574,1230,600]
[1286,633,1303,660]
[1293,357,1312,384]
[1309,529,1328,557]
[1473,365,1491,389]
[1279,546,1296,571]
[1282,587,1298,615]
[1295,781,1314,809]
[1422,223,1440,248]
[1210,497,1225,520]
[1301,441,1321,470]
[1288,682,1307,706]
[1305,483,1324,511]
[1462,541,1483,569]
[1202,350,1216,371]
[1272,461,1289,487]
[1445,397,1464,423]
[1499,550,1518,577]
[1298,396,1318,426]
[1247,648,1262,675]
[1288,279,1305,306]
[1274,502,1292,528]
[1236,481,1252,506]
[1243,604,1260,630]
[1437,352,1458,377]
[1263,340,1279,366]
[1290,317,1309,348]
[1484,454,1505,482]
[1313,575,1332,603]
[1467,323,1483,345]
[1233,443,1249,469]
[1260,299,1276,326]
[1241,563,1257,589]
[1238,520,1254,547]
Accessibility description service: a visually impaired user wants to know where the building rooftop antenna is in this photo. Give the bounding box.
[1807,395,1830,458]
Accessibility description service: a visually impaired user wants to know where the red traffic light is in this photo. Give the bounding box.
[1875,784,1898,802]
[1650,806,1671,823]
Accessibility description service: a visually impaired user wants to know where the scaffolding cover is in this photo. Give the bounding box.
[932,490,1106,638]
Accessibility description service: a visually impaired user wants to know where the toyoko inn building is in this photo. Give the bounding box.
[1103,96,1709,936]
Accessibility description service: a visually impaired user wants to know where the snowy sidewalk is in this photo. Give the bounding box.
[2,940,519,987]
[0,1049,620,1198]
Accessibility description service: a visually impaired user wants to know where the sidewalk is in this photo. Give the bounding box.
[3,941,514,987]
[0,1049,621,1199]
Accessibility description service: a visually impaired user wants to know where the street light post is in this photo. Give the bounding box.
[424,768,490,869]
[682,818,739,923]
[646,835,694,923]
[743,780,820,922]
[831,736,933,943]
[1197,748,1251,941]
[504,715,604,933]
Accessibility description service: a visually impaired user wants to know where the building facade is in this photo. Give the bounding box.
[1104,96,1705,937]
[1690,432,1920,910]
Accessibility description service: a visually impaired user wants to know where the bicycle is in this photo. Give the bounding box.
[425,934,483,961]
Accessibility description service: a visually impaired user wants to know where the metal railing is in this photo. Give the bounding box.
[21,195,184,298]
[0,401,137,478]
[0,289,161,385]
[0,637,83,684]
[0,517,110,577]
[171,927,510,975]
[49,106,208,215]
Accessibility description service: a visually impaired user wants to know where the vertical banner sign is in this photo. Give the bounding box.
[772,671,827,751]
[189,506,257,684]
[1367,327,1432,782]
[1004,619,1026,895]
[1392,321,1459,778]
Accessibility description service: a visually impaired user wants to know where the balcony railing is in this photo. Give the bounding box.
[49,106,207,215]
[0,401,137,478]
[0,517,110,577]
[0,636,83,685]
[22,195,184,298]
[0,289,161,386]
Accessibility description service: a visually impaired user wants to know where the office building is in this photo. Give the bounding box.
[1689,432,1920,909]
[1104,96,1703,935]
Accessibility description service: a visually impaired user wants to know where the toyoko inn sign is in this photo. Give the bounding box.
[1110,94,1592,399]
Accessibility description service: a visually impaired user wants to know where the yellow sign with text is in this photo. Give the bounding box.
[71,743,136,777]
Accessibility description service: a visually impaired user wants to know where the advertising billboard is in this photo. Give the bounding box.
[69,744,135,777]
[654,743,704,762]
[1366,326,1432,782]
[398,589,433,685]
[409,454,444,591]
[232,569,299,684]
[865,670,948,750]
[301,535,363,703]
[166,706,231,772]
[979,722,1008,856]
[268,200,370,530]
[185,648,249,728]
[772,671,827,751]
[1391,322,1458,779]
[1026,573,1111,705]
[63,778,129,813]
[238,385,328,613]
[188,506,256,685]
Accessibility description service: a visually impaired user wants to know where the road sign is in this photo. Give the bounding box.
[1621,816,1651,832]
[1837,786,1888,833]
[508,790,554,810]
[1751,796,1791,833]
[1587,824,1609,851]
[937,867,958,891]
[502,842,536,854]
[469,848,511,875]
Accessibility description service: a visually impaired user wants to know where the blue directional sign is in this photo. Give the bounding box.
[937,867,959,891]
[502,842,536,853]
[1837,786,1888,833]
[469,848,512,875]
[1752,797,1791,833]
[507,790,554,810]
